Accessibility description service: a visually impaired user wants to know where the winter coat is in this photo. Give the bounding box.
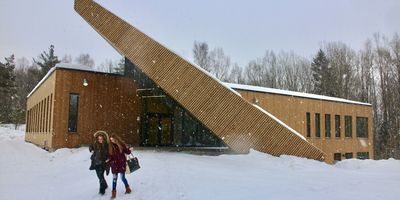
[89,143,110,175]
[108,143,131,174]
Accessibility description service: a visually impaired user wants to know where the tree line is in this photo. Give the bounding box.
[193,33,400,160]
[0,45,124,128]
[1,33,399,159]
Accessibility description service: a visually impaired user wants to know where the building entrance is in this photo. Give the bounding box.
[143,113,173,146]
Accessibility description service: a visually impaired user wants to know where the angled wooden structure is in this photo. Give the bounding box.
[74,0,325,160]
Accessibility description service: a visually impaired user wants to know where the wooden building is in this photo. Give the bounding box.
[226,83,373,163]
[25,0,374,164]
[25,64,373,163]
[25,64,139,149]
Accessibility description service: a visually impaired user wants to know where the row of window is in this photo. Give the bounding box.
[306,113,368,138]
[26,94,53,133]
[333,152,370,162]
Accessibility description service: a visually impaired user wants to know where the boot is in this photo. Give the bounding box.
[111,190,116,199]
[125,186,132,194]
[99,187,105,195]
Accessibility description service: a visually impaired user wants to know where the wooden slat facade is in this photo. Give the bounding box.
[25,68,139,150]
[74,0,325,161]
[235,88,374,163]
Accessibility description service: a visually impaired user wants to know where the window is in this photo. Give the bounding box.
[45,97,49,132]
[357,152,369,160]
[345,153,353,159]
[49,94,53,132]
[334,153,341,161]
[345,116,352,137]
[356,117,368,138]
[325,114,331,138]
[27,110,30,132]
[315,113,320,138]
[41,100,44,132]
[40,101,43,132]
[306,112,311,137]
[68,93,79,132]
[335,115,341,138]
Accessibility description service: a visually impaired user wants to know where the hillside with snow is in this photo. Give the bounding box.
[0,125,399,200]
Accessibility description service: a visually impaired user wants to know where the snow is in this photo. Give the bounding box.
[225,82,371,106]
[27,63,101,98]
[1,125,400,200]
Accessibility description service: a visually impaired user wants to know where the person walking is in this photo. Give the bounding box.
[108,134,133,199]
[89,131,110,195]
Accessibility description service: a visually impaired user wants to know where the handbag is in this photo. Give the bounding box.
[89,153,95,170]
[126,153,140,174]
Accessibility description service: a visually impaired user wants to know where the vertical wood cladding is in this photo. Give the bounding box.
[51,69,139,149]
[25,72,56,149]
[74,0,325,161]
[26,68,140,150]
[236,89,374,163]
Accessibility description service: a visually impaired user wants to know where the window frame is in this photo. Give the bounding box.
[325,114,331,138]
[344,153,353,159]
[345,115,352,138]
[306,112,311,138]
[356,152,369,160]
[315,113,321,138]
[335,115,341,138]
[356,117,368,138]
[68,93,80,133]
[333,153,342,162]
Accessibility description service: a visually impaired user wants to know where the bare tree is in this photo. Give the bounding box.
[61,54,72,63]
[209,48,231,81]
[322,42,357,99]
[16,57,30,70]
[277,51,311,92]
[97,59,117,73]
[228,63,245,84]
[75,53,95,67]
[193,41,210,72]
[245,50,278,87]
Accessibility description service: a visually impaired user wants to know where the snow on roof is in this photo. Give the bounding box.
[225,82,371,106]
[27,63,101,98]
[54,63,98,72]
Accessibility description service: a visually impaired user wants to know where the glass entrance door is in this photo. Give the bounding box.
[142,113,173,146]
[160,117,172,146]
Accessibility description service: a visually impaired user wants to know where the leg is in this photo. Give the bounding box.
[120,173,132,194]
[111,173,118,199]
[95,166,106,194]
[120,173,129,187]
[112,173,118,191]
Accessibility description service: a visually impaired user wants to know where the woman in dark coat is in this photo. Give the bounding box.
[89,131,110,195]
[108,134,133,199]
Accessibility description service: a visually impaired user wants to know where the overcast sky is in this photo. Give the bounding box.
[1,0,399,67]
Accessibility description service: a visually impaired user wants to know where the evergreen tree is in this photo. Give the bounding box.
[0,55,16,123]
[114,57,125,75]
[311,49,336,96]
[33,45,60,77]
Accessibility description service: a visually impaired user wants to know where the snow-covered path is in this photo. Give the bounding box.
[0,125,399,200]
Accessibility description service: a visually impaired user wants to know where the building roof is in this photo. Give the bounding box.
[27,63,102,98]
[225,82,371,106]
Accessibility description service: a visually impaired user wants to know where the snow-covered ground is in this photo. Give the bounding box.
[0,125,399,200]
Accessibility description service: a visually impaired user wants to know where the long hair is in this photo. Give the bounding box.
[109,134,127,155]
[93,131,109,150]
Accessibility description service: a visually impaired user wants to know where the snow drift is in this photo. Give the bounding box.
[0,125,399,200]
